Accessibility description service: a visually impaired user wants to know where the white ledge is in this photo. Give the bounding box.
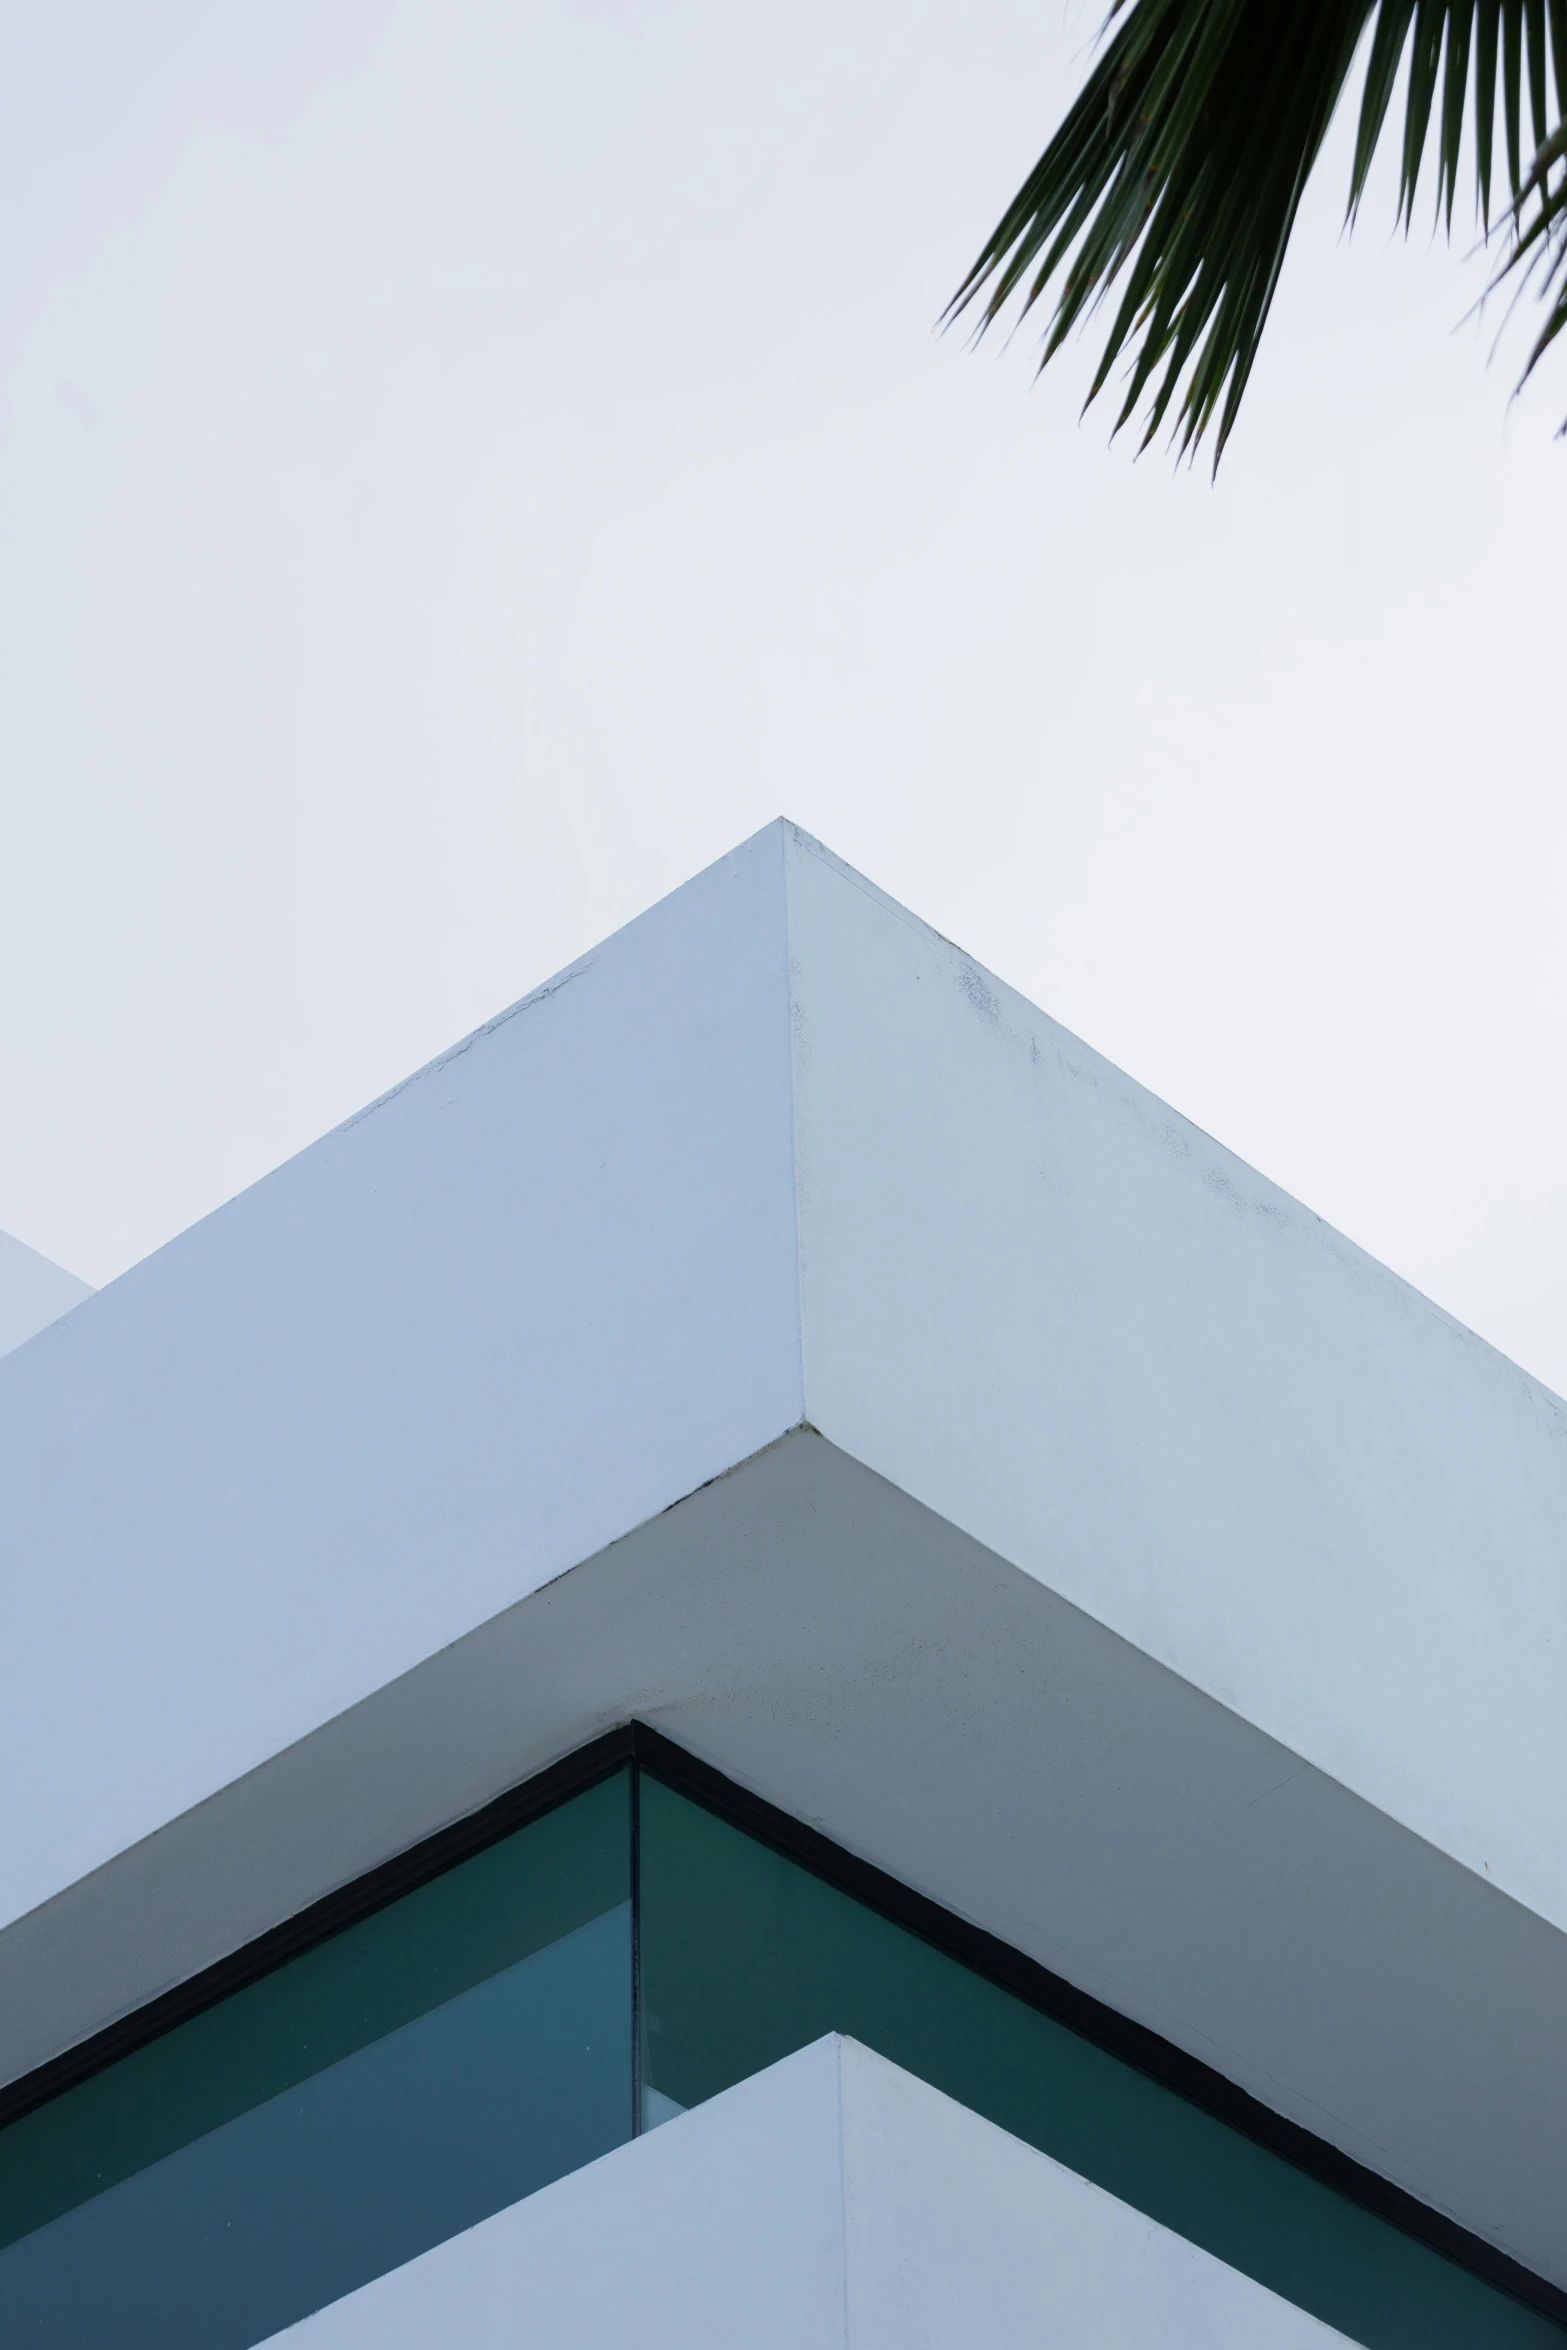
[267,2037,1357,2350]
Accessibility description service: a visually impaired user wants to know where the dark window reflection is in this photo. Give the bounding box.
[0,1773,630,2348]
[1,1755,1559,2350]
[638,1775,1563,2350]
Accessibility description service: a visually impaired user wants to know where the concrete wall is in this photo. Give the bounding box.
[0,1228,92,1361]
[0,829,801,1932]
[267,2037,1354,2350]
[12,820,1564,1944]
[786,828,1567,1936]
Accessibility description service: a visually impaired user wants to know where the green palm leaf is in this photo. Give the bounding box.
[948,0,1566,461]
[1495,121,1567,409]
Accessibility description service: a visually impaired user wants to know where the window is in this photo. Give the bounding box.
[638,1771,1561,2350]
[0,1734,1558,2350]
[0,1773,631,2348]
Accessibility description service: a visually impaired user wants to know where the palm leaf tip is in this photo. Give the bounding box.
[1493,122,1567,413]
[954,0,1567,461]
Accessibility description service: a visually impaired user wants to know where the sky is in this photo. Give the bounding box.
[2,0,1566,1394]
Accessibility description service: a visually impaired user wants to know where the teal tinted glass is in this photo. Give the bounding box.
[0,1771,631,2350]
[638,1775,1562,2350]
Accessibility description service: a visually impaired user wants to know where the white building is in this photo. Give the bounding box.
[0,1229,92,1365]
[1,821,1563,2348]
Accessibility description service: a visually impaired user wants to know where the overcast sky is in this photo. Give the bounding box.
[3,0,1566,1393]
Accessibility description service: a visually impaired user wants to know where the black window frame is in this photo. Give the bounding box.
[1,1720,1560,2334]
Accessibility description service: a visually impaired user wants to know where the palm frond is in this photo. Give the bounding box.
[949,0,1565,463]
[1491,121,1567,411]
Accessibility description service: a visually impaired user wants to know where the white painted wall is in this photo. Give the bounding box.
[838,2038,1355,2350]
[266,2037,1354,2350]
[0,826,801,1931]
[13,819,1566,1949]
[0,1228,92,1360]
[785,826,1567,1935]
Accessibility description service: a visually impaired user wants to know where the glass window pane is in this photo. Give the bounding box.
[0,1770,632,2350]
[637,1774,1563,2350]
